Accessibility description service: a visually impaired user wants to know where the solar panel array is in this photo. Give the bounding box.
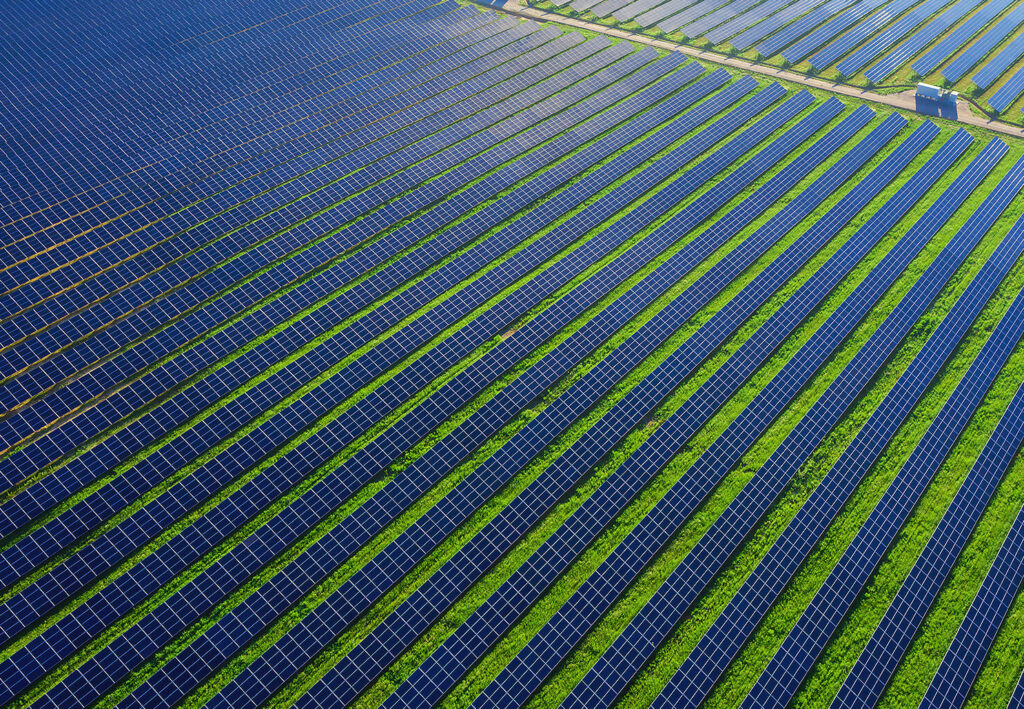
[540,0,1024,115]
[4,0,1024,708]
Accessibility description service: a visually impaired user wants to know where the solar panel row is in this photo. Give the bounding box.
[0,0,451,218]
[834,291,1024,708]
[0,11,510,367]
[865,0,987,83]
[0,62,724,635]
[0,1,475,266]
[0,40,673,519]
[534,123,964,709]
[912,0,1017,76]
[0,19,553,428]
[0,39,666,549]
[705,0,795,45]
[0,0,475,263]
[676,0,766,40]
[292,96,861,709]
[6,1,1024,706]
[0,0,482,261]
[380,107,908,709]
[0,24,575,426]
[987,66,1024,111]
[469,117,934,709]
[921,406,1024,708]
[0,56,719,693]
[807,0,926,71]
[782,0,891,64]
[942,3,1024,83]
[1011,671,1024,709]
[746,204,1024,708]
[548,0,1024,96]
[833,0,956,77]
[651,135,1012,709]
[973,28,1024,87]
[196,82,805,709]
[27,64,744,709]
[757,0,857,58]
[0,37,651,594]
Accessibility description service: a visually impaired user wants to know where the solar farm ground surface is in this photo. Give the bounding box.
[534,0,1024,121]
[3,1,1024,708]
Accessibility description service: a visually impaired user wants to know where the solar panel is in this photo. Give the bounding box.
[470,115,932,709]
[6,2,1024,706]
[653,136,1010,709]
[0,24,570,412]
[756,0,857,58]
[0,54,704,676]
[0,38,648,542]
[865,0,986,83]
[988,66,1024,111]
[292,96,859,709]
[834,301,1024,707]
[833,0,956,77]
[808,0,933,72]
[551,124,971,709]
[746,195,1024,709]
[20,71,772,709]
[942,4,1024,84]
[783,0,890,64]
[197,82,802,709]
[912,0,1017,76]
[921,433,1024,708]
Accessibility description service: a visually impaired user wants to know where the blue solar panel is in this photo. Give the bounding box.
[865,0,986,83]
[194,82,803,709]
[0,50,693,665]
[834,0,955,77]
[653,136,1009,709]
[705,0,796,45]
[988,66,1024,111]
[0,37,647,545]
[756,0,857,58]
[1011,671,1024,709]
[783,0,890,64]
[942,4,1024,84]
[662,0,737,34]
[633,0,699,30]
[0,24,573,429]
[0,19,547,406]
[676,0,764,39]
[0,35,649,505]
[921,434,1024,708]
[466,115,931,709]
[291,96,861,709]
[0,54,702,606]
[548,124,974,709]
[0,37,643,581]
[0,1,485,261]
[912,0,1017,76]
[0,8,499,288]
[377,107,918,709]
[6,2,1023,705]
[0,0,458,224]
[833,297,1024,708]
[19,72,770,709]
[974,32,1024,88]
[745,192,1024,709]
[808,0,932,72]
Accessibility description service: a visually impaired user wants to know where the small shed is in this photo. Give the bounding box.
[916,83,958,104]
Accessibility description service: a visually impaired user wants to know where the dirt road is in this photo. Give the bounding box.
[503,0,1024,140]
